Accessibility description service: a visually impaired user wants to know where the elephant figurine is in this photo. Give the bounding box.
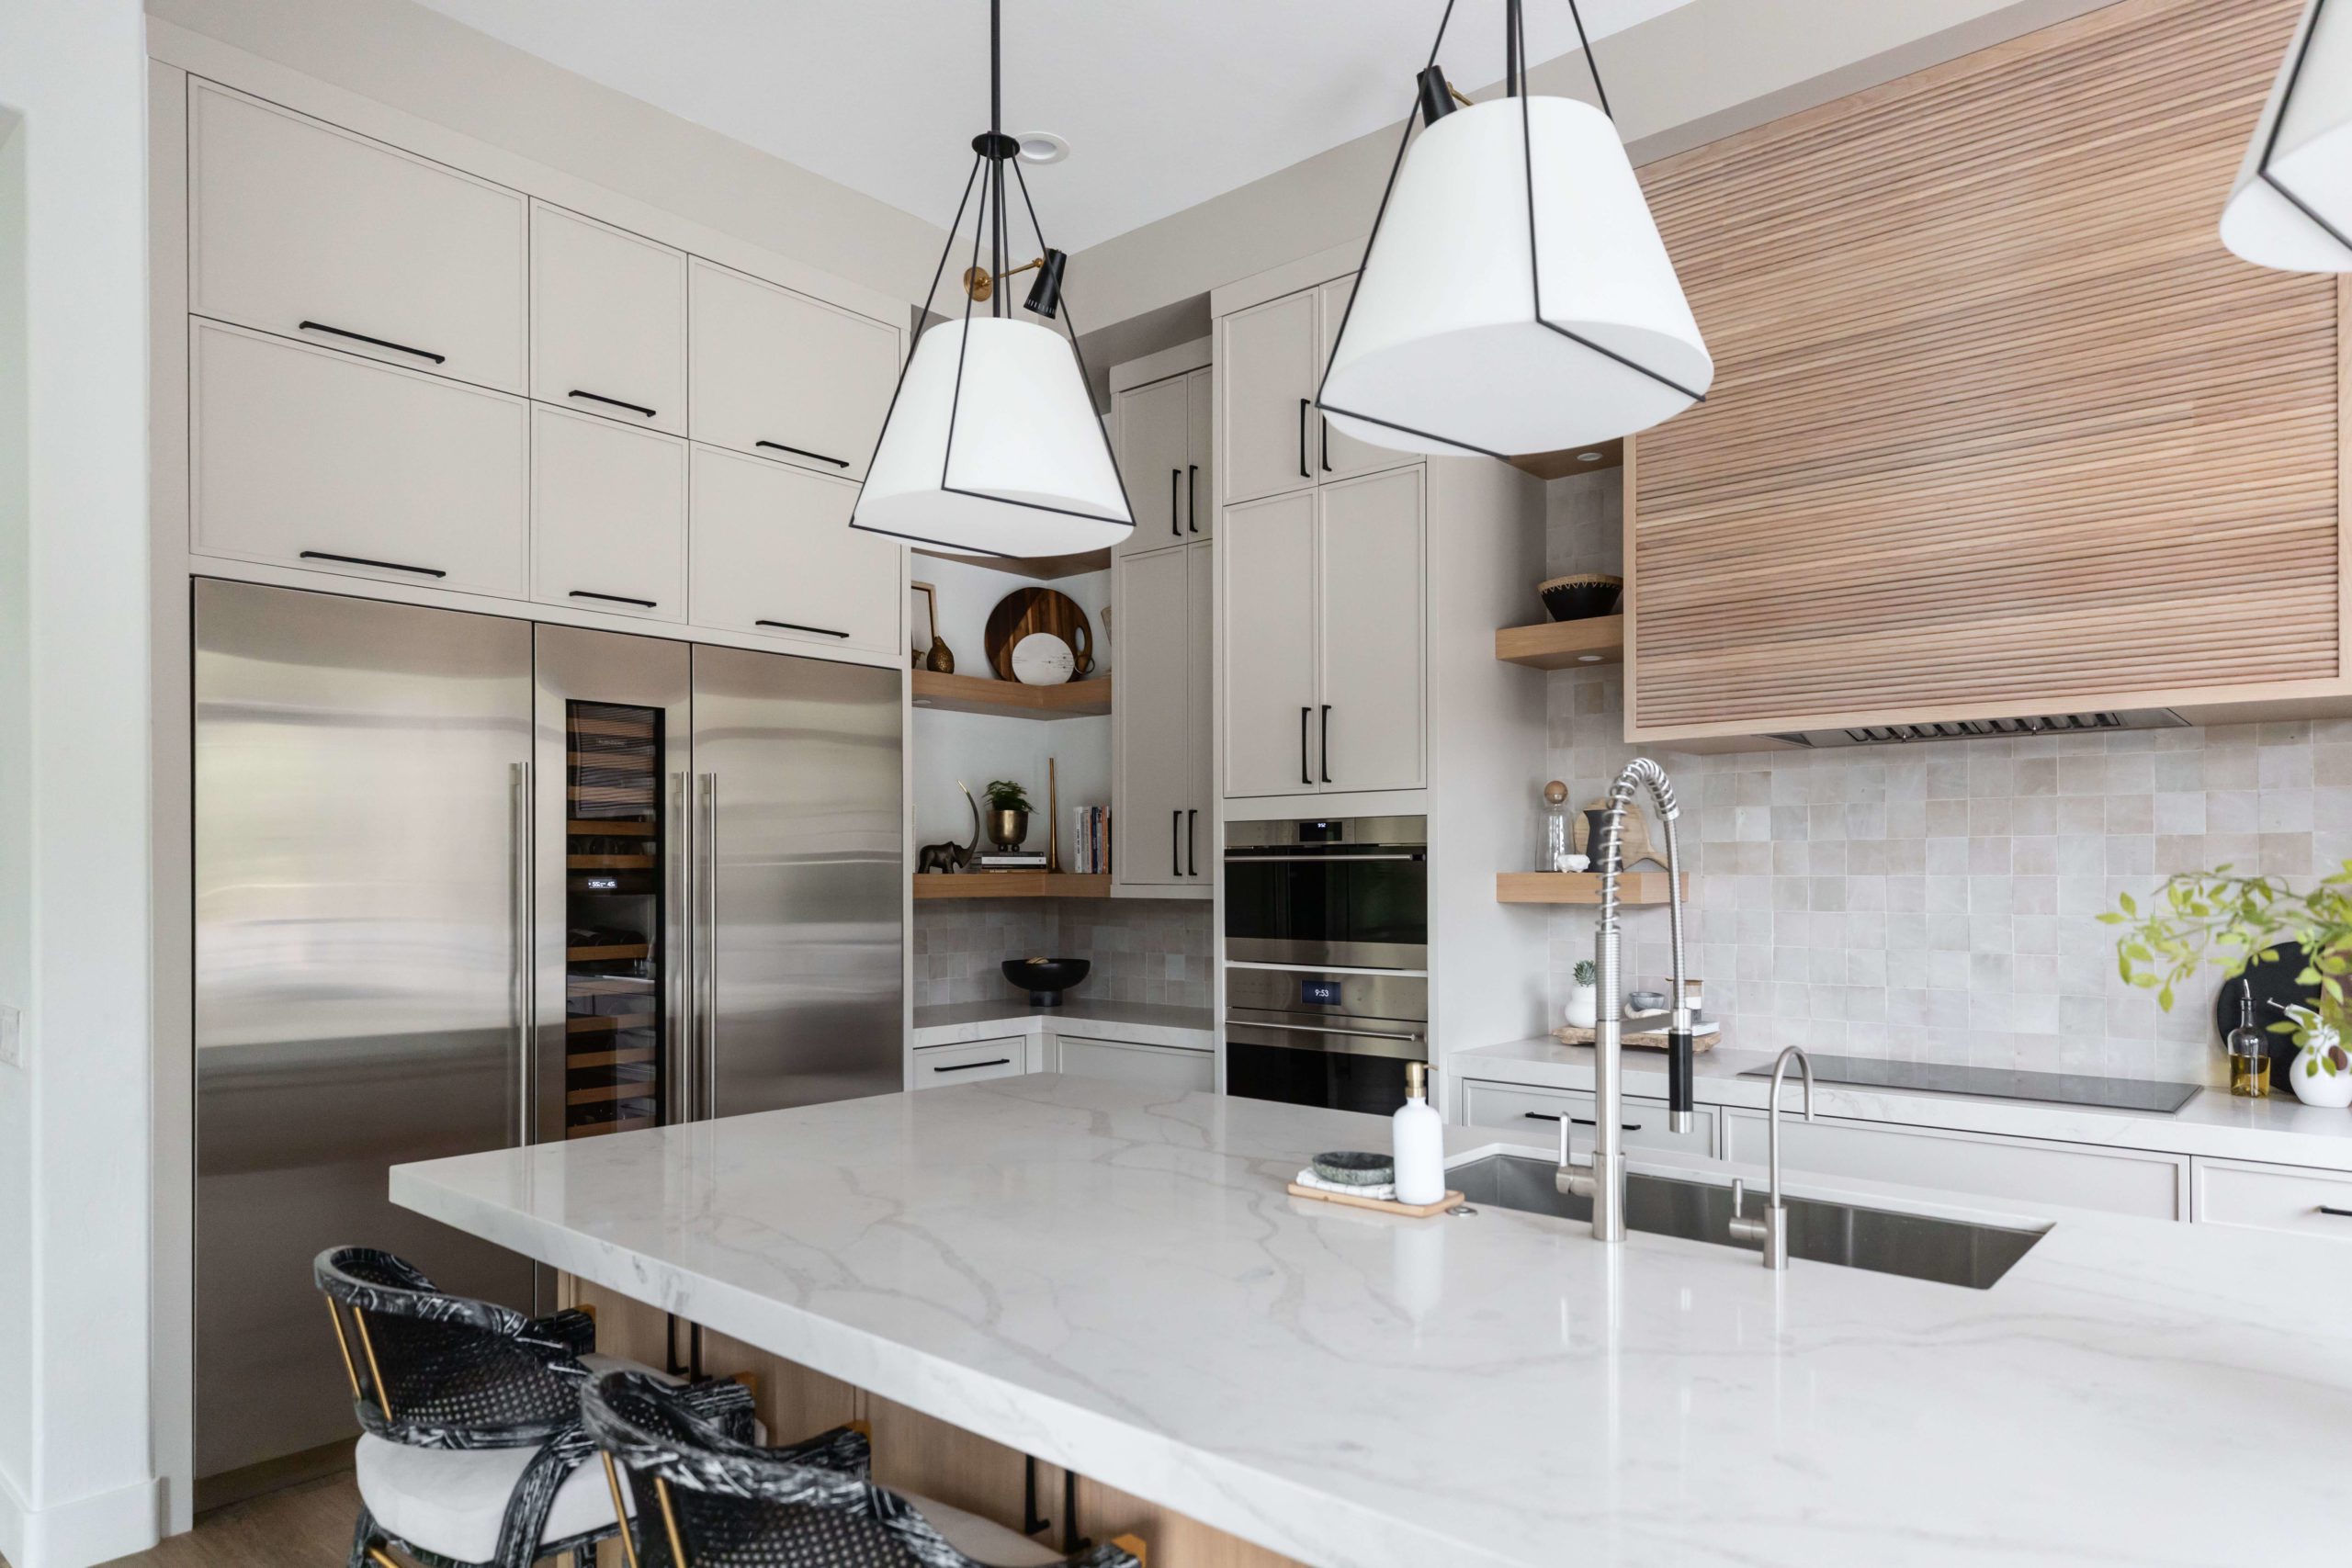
[916,782,981,874]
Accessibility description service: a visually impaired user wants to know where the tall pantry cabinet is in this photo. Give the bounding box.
[1111,348,1215,896]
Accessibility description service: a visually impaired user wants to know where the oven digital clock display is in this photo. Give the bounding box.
[1299,978,1344,1007]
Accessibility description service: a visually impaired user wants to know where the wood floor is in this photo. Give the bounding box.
[96,1472,366,1568]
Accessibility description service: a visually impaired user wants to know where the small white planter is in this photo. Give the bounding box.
[1565,983,1599,1031]
[2290,1038,2352,1109]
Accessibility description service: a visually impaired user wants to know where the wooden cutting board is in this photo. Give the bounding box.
[984,587,1093,682]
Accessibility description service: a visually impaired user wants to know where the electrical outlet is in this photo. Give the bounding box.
[0,1003,21,1067]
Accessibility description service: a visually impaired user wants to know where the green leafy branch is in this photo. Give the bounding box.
[2099,863,2352,1050]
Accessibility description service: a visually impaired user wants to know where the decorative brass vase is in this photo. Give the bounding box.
[986,808,1030,850]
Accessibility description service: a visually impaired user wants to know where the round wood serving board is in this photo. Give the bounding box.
[984,587,1093,682]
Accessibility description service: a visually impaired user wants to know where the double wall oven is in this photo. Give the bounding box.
[1223,817,1427,1114]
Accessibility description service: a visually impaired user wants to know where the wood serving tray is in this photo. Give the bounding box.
[1285,1182,1465,1218]
[1555,1022,1719,1053]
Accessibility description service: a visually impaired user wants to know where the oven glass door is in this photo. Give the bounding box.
[1223,853,1428,969]
[1226,1036,1418,1116]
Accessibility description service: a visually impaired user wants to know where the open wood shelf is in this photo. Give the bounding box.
[567,942,650,962]
[1497,871,1683,906]
[1508,438,1624,481]
[565,1012,657,1034]
[567,1080,657,1107]
[910,670,1112,719]
[1496,614,1624,670]
[567,1046,656,1070]
[911,872,1112,900]
[913,546,1111,581]
[568,854,656,870]
[567,1115,654,1139]
[568,818,653,836]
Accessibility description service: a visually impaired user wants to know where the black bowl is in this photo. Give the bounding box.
[1002,957,1091,1007]
[1538,574,1623,622]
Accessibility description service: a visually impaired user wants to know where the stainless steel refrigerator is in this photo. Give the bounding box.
[195,581,902,1483]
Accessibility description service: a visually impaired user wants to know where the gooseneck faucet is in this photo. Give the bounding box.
[1557,758,1691,1242]
[1728,1046,1815,1269]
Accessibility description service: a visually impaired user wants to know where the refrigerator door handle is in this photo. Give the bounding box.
[510,761,531,1145]
[698,772,719,1121]
[668,769,691,1123]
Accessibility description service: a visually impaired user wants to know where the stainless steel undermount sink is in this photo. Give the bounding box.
[1449,1152,2046,1290]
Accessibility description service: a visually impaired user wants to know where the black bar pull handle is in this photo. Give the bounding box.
[300,548,446,579]
[568,389,658,419]
[756,440,851,469]
[1172,810,1182,877]
[1320,416,1332,473]
[2320,1206,2352,1218]
[756,619,850,637]
[297,320,445,365]
[1319,705,1332,784]
[1187,808,1198,876]
[1571,1116,1643,1132]
[571,589,658,609]
[1300,706,1312,785]
[1297,399,1310,479]
[1188,465,1199,533]
[1170,469,1180,537]
[933,1057,1011,1074]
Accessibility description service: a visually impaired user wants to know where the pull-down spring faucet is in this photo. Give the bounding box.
[1557,758,1692,1242]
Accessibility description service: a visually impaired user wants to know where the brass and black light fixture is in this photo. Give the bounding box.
[1318,0,1713,458]
[852,0,1132,558]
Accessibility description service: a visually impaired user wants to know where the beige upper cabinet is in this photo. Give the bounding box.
[531,405,688,623]
[189,80,527,394]
[1116,374,1191,550]
[1184,368,1216,541]
[689,445,900,656]
[1315,276,1405,481]
[687,259,899,480]
[1317,468,1426,793]
[1114,539,1215,893]
[1221,491,1321,798]
[1219,290,1321,505]
[530,203,687,435]
[190,318,528,597]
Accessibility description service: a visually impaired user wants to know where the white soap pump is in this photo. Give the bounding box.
[1392,1062,1445,1206]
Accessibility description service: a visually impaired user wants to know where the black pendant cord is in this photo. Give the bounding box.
[2256,0,2351,256]
[1313,0,1704,457]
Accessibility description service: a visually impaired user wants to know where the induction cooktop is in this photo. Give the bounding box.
[1735,1053,2202,1114]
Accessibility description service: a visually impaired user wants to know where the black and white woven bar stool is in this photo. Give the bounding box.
[583,1369,1148,1568]
[315,1247,756,1568]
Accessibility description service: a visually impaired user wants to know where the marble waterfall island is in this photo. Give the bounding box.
[392,1076,2352,1568]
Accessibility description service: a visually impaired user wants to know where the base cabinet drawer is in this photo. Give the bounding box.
[1459,1079,1716,1159]
[912,1037,1027,1089]
[2193,1157,2352,1239]
[1053,1036,1216,1093]
[1722,1111,2186,1221]
[191,319,528,596]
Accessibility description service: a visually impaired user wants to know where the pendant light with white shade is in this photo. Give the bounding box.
[851,0,1133,558]
[2221,0,2352,273]
[1318,0,1713,458]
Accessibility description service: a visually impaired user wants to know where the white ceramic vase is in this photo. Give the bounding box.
[2290,1035,2352,1109]
[1565,984,1599,1031]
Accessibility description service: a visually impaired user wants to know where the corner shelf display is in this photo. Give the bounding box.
[564,702,665,1139]
[910,670,1112,719]
[1496,871,1683,906]
[1494,614,1624,670]
[911,872,1112,900]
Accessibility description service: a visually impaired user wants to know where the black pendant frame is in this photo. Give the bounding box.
[1315,0,1708,461]
[2252,0,2352,260]
[848,0,1134,558]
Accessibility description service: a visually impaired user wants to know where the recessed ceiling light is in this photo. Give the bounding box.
[1017,131,1069,165]
[1577,451,1603,462]
[1577,654,1603,663]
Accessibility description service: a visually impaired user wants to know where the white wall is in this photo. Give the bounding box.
[0,4,158,1565]
[0,103,34,1555]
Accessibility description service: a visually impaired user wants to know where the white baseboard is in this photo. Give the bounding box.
[0,1467,162,1568]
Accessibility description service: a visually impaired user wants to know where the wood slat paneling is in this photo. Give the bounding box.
[1628,0,2345,738]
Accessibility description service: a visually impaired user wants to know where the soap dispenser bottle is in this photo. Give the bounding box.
[1393,1063,1445,1205]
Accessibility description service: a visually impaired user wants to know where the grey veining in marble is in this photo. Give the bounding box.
[395,1077,2352,1568]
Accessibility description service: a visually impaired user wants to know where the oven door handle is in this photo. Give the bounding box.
[1239,1020,1425,1043]
[1221,852,1425,863]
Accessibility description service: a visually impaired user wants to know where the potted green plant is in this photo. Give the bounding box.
[2102,863,2352,1105]
[983,779,1033,851]
[1565,959,1600,1030]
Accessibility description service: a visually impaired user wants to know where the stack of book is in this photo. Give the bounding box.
[1069,807,1111,875]
[975,852,1048,871]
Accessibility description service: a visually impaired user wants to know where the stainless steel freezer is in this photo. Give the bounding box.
[196,583,904,1483]
[194,580,537,1480]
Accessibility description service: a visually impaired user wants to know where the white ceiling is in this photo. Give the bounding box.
[409,0,1699,254]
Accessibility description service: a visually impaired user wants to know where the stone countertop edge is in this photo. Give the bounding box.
[912,998,1215,1051]
[1450,1033,2352,1173]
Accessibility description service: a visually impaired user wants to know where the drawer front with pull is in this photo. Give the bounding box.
[530,201,687,435]
[2192,1157,2352,1239]
[911,1037,1028,1089]
[1459,1080,1716,1159]
[688,445,900,654]
[1054,1036,1216,1094]
[1723,1110,2185,1220]
[190,80,527,393]
[688,258,898,480]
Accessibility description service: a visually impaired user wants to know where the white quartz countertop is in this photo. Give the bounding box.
[1455,1034,2352,1171]
[392,1077,2352,1568]
[911,998,1215,1043]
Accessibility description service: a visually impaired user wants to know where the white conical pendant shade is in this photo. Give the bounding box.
[854,316,1133,557]
[1320,96,1713,457]
[2221,0,2352,273]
